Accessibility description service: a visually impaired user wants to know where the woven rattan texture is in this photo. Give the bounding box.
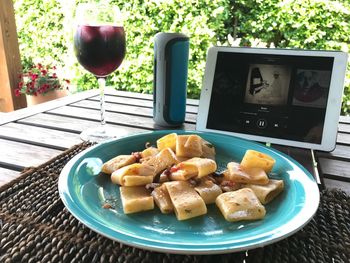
[0,142,349,263]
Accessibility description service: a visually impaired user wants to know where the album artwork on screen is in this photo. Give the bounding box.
[206,52,333,144]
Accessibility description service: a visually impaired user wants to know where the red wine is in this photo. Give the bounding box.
[74,25,126,77]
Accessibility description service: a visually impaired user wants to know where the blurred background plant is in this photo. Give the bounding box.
[14,0,350,114]
[15,62,70,96]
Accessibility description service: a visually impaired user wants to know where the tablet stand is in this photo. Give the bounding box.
[311,149,321,184]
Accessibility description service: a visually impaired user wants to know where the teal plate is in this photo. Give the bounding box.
[58,130,320,254]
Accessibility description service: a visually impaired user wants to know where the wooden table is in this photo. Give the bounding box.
[1,89,349,193]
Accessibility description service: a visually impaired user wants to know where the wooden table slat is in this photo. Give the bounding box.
[17,113,147,135]
[0,167,20,186]
[316,144,350,162]
[338,123,350,133]
[70,100,197,123]
[318,157,350,182]
[104,89,200,106]
[336,132,350,146]
[90,95,199,114]
[339,115,350,124]
[47,106,196,130]
[323,178,350,194]
[0,138,62,169]
[0,122,81,150]
[0,89,98,125]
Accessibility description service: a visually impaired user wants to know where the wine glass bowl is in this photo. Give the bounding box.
[74,25,125,77]
[74,3,126,142]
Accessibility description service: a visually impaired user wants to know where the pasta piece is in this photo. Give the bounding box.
[111,163,155,186]
[170,157,217,181]
[141,147,159,158]
[165,181,207,220]
[101,155,136,174]
[144,148,177,174]
[187,157,217,178]
[243,179,284,204]
[157,133,177,152]
[175,156,190,163]
[120,186,154,214]
[151,184,174,214]
[169,163,198,181]
[123,175,154,186]
[158,169,170,183]
[201,139,216,160]
[240,150,276,173]
[224,162,269,185]
[194,179,222,204]
[176,135,203,158]
[216,188,266,222]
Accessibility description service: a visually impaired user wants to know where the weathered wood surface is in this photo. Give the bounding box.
[47,105,196,130]
[0,122,81,150]
[0,167,19,185]
[0,89,349,195]
[0,0,26,112]
[92,95,199,114]
[70,100,197,123]
[0,138,62,169]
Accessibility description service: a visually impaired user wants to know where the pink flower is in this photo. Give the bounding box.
[31,74,38,81]
[15,89,21,96]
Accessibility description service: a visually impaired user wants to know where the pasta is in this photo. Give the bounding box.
[176,135,203,157]
[151,184,174,214]
[243,179,284,204]
[216,188,266,222]
[165,181,207,220]
[156,133,177,152]
[144,148,178,175]
[170,157,217,181]
[101,155,136,174]
[224,162,269,185]
[111,163,155,186]
[194,179,222,204]
[240,150,276,173]
[120,186,154,214]
[101,133,284,223]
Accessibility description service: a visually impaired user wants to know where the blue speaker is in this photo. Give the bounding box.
[153,32,189,126]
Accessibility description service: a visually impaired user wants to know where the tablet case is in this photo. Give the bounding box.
[153,33,189,126]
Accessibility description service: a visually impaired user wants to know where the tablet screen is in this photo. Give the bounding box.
[206,52,334,144]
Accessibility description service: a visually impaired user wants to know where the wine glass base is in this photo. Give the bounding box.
[80,125,118,143]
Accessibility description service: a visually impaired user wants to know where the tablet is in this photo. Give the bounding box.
[196,47,348,151]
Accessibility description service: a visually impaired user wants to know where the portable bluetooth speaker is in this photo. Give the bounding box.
[153,32,190,126]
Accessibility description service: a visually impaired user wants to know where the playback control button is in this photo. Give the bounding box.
[257,119,267,129]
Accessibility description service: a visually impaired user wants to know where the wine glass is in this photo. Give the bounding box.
[74,3,126,142]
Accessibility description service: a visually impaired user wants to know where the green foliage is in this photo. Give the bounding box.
[231,0,350,114]
[13,0,350,113]
[109,0,231,98]
[14,0,231,99]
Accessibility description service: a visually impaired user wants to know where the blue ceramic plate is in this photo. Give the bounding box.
[58,130,320,254]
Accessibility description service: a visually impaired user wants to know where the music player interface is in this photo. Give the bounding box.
[207,52,334,143]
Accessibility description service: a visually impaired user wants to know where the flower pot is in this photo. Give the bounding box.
[26,89,68,106]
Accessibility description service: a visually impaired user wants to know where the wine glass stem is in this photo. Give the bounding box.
[98,77,106,126]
